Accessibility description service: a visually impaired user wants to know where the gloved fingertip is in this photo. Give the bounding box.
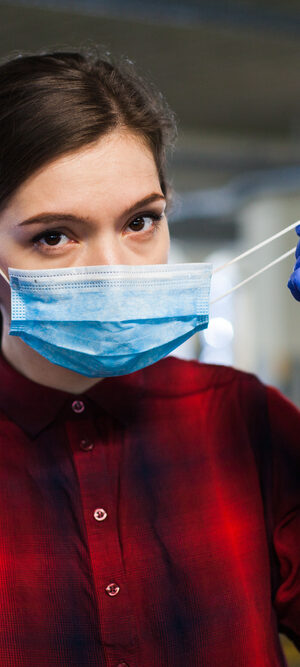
[287,276,300,301]
[296,223,300,235]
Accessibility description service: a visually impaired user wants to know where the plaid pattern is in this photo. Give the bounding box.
[0,351,299,666]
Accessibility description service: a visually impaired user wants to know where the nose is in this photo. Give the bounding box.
[80,234,131,267]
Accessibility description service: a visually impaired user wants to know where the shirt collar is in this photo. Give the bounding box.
[0,350,226,438]
[0,350,148,438]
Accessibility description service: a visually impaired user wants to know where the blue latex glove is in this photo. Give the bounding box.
[287,224,300,301]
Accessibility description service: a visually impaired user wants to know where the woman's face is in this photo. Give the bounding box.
[0,128,170,284]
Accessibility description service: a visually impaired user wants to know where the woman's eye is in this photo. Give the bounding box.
[33,231,69,248]
[127,213,163,234]
[31,213,164,251]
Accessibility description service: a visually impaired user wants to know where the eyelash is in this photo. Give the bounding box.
[31,211,164,250]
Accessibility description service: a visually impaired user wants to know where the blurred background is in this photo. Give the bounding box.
[0,1,299,663]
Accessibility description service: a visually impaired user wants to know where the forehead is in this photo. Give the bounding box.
[5,129,162,220]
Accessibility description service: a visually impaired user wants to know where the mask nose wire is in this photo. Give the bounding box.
[210,220,299,305]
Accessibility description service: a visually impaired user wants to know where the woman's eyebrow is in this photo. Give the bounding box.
[18,193,166,227]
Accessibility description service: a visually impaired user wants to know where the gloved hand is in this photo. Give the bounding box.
[287,224,300,301]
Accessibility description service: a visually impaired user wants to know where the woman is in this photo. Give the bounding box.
[0,48,299,667]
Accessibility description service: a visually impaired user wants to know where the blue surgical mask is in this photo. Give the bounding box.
[7,263,212,377]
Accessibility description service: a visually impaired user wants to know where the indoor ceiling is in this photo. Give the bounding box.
[0,0,300,139]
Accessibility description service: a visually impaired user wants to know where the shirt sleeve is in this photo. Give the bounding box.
[266,385,300,651]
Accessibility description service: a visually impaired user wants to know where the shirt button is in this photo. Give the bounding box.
[80,438,94,451]
[72,401,85,413]
[106,583,120,596]
[72,400,85,414]
[94,508,107,521]
[117,663,129,667]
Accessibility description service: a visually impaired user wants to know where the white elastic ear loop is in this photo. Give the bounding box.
[211,247,296,305]
[0,267,9,285]
[212,220,299,274]
[210,220,299,305]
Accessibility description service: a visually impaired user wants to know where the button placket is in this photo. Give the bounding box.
[65,415,138,658]
[69,401,95,452]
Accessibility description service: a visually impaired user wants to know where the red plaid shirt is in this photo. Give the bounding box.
[0,350,299,667]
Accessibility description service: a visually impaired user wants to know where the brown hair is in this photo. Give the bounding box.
[0,47,177,213]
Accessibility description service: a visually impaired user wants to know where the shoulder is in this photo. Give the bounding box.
[140,355,264,399]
